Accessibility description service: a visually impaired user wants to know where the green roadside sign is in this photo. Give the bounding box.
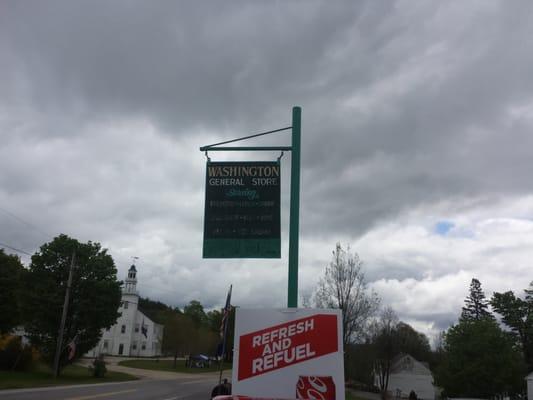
[199,106,301,307]
[203,161,281,258]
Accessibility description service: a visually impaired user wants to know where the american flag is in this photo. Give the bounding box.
[141,318,148,338]
[220,285,232,339]
[67,335,78,361]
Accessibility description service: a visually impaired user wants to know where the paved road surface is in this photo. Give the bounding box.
[0,359,231,400]
[0,376,219,400]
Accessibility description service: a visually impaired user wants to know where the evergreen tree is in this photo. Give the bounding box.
[492,282,533,370]
[461,278,493,321]
[436,280,527,397]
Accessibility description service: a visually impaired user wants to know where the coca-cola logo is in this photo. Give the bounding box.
[296,376,336,400]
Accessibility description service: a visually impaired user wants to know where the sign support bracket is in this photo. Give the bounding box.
[199,106,301,308]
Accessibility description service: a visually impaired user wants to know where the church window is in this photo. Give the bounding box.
[124,301,128,309]
[121,325,126,334]
[103,340,109,349]
[132,341,137,350]
[135,324,140,333]
[141,342,146,350]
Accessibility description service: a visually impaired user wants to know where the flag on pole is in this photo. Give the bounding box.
[141,318,148,338]
[218,285,232,384]
[67,335,78,361]
[220,285,232,339]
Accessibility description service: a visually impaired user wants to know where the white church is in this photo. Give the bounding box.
[86,264,164,358]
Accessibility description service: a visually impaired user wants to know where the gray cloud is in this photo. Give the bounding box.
[2,0,533,338]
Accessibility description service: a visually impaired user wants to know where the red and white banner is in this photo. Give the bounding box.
[232,309,344,400]
[238,314,338,380]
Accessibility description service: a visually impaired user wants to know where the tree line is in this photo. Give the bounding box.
[435,277,531,397]
[3,235,531,396]
[138,297,235,367]
[310,244,434,393]
[0,234,234,375]
[309,243,532,398]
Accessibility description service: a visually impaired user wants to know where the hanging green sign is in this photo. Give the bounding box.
[203,161,281,258]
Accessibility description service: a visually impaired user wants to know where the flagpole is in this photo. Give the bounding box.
[218,285,232,385]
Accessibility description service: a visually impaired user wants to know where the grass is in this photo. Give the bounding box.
[119,359,232,373]
[0,363,137,390]
[346,390,375,400]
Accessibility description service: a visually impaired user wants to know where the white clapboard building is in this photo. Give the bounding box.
[376,354,436,400]
[86,264,163,357]
[527,371,533,400]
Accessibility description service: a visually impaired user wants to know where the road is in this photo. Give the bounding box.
[0,360,231,400]
[0,376,220,400]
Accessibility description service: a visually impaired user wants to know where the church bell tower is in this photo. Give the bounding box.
[124,264,138,295]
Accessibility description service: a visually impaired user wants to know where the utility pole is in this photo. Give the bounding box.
[53,251,75,378]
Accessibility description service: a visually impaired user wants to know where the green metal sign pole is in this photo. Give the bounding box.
[200,106,302,308]
[288,106,301,308]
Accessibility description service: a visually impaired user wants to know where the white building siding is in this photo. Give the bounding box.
[375,354,436,400]
[388,373,435,400]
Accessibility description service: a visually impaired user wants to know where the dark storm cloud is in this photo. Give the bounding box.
[1,1,375,134]
[2,0,533,336]
[4,1,533,238]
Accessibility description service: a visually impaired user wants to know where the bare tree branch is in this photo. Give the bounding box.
[314,243,380,347]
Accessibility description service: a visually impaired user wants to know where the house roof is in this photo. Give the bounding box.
[390,353,432,376]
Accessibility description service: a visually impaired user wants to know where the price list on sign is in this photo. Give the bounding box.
[203,161,281,258]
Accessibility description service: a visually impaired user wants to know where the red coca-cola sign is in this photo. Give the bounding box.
[296,376,336,400]
[238,314,338,381]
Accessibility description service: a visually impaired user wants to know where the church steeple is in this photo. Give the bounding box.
[124,264,138,295]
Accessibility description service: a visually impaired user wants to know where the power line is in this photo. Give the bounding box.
[0,206,52,239]
[0,241,32,256]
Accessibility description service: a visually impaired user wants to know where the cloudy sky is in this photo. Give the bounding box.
[2,0,533,342]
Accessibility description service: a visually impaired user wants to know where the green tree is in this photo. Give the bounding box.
[370,308,433,398]
[314,243,380,347]
[21,234,122,374]
[161,306,221,363]
[184,300,208,328]
[139,297,172,324]
[0,249,25,334]
[436,280,526,397]
[436,318,525,397]
[345,342,375,388]
[461,278,493,321]
[491,283,533,370]
[395,322,431,362]
[207,309,222,334]
[161,311,196,366]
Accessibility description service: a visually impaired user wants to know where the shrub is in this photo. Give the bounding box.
[90,356,107,378]
[0,335,33,371]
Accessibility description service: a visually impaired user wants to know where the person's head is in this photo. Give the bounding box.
[223,379,228,384]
